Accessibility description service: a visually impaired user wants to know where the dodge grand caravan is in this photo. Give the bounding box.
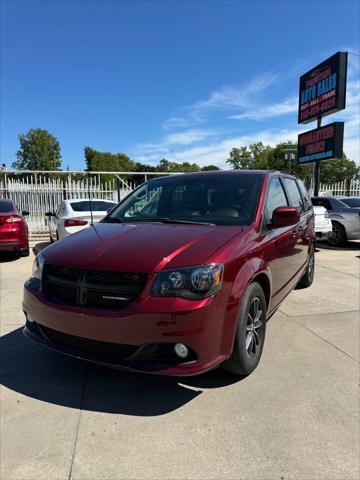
[23,171,315,376]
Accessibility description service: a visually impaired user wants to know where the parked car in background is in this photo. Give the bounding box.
[0,199,29,257]
[24,170,315,378]
[311,196,360,246]
[47,198,117,241]
[313,205,332,242]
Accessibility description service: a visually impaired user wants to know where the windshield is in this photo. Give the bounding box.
[340,197,360,208]
[105,174,264,226]
[70,201,116,212]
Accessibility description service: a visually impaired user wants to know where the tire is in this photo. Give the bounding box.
[222,282,267,376]
[328,221,347,247]
[297,243,315,289]
[56,230,59,241]
[50,232,54,243]
[19,246,30,257]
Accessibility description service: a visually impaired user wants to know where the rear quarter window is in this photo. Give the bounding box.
[70,201,116,212]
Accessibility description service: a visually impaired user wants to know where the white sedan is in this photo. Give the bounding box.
[313,205,332,242]
[48,198,117,241]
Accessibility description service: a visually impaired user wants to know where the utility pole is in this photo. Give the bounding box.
[284,147,297,173]
[313,116,322,197]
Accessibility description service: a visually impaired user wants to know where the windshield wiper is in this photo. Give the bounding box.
[139,217,215,226]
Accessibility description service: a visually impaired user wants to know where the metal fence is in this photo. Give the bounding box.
[0,171,169,239]
[1,170,359,239]
[314,179,360,197]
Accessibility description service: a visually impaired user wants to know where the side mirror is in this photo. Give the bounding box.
[22,210,29,216]
[45,211,55,217]
[272,206,300,228]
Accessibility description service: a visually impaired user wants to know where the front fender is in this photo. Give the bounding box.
[219,257,271,358]
[228,256,271,305]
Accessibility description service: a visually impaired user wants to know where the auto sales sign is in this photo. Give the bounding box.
[298,52,347,124]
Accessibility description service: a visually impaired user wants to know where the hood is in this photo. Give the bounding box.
[43,222,244,273]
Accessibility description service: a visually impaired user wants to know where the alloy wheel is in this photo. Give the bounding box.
[246,297,264,358]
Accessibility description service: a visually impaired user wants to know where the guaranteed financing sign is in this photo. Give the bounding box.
[298,52,347,124]
[297,122,344,165]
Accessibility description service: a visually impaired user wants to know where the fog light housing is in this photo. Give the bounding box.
[174,343,189,359]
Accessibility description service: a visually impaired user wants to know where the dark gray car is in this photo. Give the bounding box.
[312,196,360,246]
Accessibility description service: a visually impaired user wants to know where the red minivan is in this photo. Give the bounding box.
[23,171,315,376]
[0,199,29,257]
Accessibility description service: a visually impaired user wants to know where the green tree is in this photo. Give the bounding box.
[227,142,271,169]
[201,165,220,171]
[319,154,359,184]
[84,147,134,172]
[227,141,313,184]
[12,128,61,170]
[156,159,200,173]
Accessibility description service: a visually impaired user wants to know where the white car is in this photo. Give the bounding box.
[48,198,117,241]
[313,205,332,242]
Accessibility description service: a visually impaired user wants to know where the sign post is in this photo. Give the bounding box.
[297,52,348,196]
[314,118,321,197]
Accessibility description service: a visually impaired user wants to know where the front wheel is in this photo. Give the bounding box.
[222,282,267,376]
[328,221,347,247]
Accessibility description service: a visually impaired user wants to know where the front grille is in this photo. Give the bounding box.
[47,282,78,305]
[39,325,138,359]
[43,264,147,310]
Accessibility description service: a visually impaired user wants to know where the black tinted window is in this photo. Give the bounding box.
[266,177,288,219]
[0,200,13,213]
[341,198,360,208]
[70,201,116,212]
[107,174,264,226]
[312,198,332,210]
[283,178,304,212]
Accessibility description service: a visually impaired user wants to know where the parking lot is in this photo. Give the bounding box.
[1,243,359,480]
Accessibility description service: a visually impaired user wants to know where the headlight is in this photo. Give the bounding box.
[151,264,223,300]
[32,252,45,280]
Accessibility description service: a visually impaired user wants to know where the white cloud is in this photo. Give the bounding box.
[162,73,279,130]
[134,128,218,155]
[133,51,360,167]
[229,96,298,121]
[135,127,303,168]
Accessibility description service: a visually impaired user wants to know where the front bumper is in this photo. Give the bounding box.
[22,284,235,376]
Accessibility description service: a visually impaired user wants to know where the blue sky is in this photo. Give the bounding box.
[1,0,359,170]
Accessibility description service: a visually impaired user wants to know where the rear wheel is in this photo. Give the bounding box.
[297,243,315,289]
[328,221,347,247]
[19,246,30,257]
[222,282,266,376]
